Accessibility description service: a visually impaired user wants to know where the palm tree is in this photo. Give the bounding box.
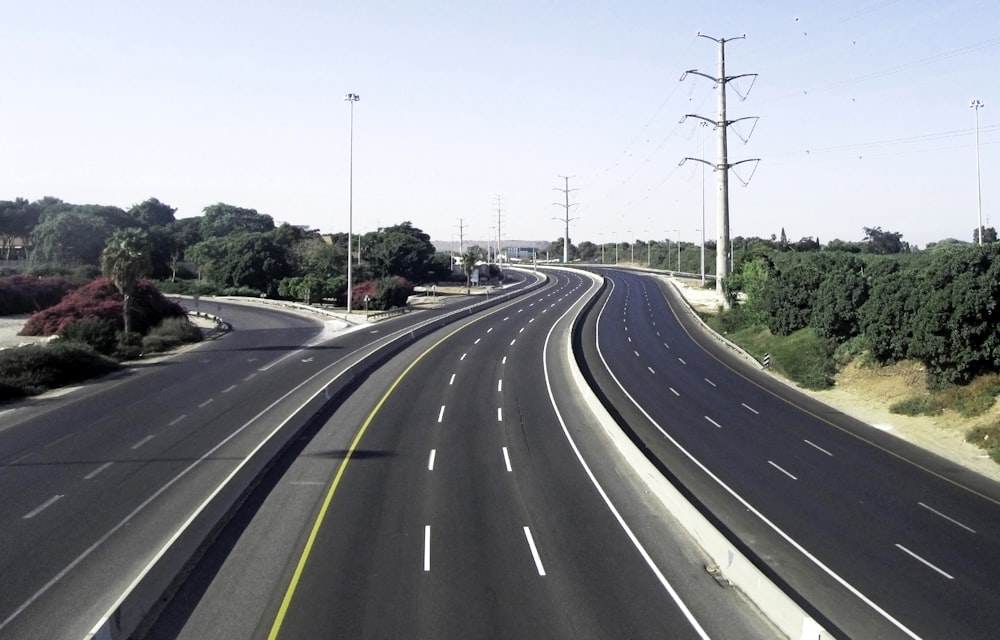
[460,251,478,295]
[101,229,152,334]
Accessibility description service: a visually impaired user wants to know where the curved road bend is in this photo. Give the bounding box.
[145,268,777,640]
[0,276,535,640]
[582,268,1000,640]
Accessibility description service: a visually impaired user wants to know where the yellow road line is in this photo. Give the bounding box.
[266,317,482,639]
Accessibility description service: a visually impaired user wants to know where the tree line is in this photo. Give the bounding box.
[0,196,454,308]
[727,236,1000,388]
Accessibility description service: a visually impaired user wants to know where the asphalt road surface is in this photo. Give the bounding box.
[580,268,1000,639]
[145,269,778,639]
[0,281,535,640]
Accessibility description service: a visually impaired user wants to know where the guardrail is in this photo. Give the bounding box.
[87,270,547,640]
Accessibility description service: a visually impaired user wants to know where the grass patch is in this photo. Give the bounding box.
[966,423,1000,464]
[704,316,836,390]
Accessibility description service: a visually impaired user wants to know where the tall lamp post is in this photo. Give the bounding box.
[345,92,360,312]
[670,229,680,271]
[972,99,985,245]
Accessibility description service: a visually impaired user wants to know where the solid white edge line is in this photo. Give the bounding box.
[523,526,546,576]
[540,274,710,639]
[895,544,954,580]
[592,276,923,640]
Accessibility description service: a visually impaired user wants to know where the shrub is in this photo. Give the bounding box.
[0,342,119,395]
[966,423,1000,464]
[114,332,144,360]
[142,317,203,353]
[21,278,185,337]
[59,317,119,355]
[890,396,942,416]
[0,380,25,402]
[0,274,84,315]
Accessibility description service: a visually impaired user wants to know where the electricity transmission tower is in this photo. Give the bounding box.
[552,176,579,263]
[680,33,759,307]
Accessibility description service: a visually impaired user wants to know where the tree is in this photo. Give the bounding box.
[362,222,437,283]
[810,255,869,342]
[863,226,906,254]
[128,197,176,227]
[101,229,152,334]
[460,251,478,293]
[0,198,41,259]
[973,226,998,243]
[200,203,275,237]
[32,209,115,265]
[188,231,290,295]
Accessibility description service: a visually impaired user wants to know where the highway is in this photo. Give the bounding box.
[0,276,537,640]
[145,269,777,639]
[578,268,1000,639]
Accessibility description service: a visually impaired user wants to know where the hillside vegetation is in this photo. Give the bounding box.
[708,241,1000,465]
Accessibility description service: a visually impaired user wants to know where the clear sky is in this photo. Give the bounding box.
[1,1,996,248]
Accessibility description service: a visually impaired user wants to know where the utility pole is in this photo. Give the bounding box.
[495,195,504,273]
[680,34,759,308]
[455,218,466,255]
[552,176,579,264]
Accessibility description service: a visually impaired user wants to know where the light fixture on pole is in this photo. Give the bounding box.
[345,92,360,312]
[971,99,985,245]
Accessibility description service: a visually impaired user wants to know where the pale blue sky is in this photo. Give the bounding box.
[1,1,996,248]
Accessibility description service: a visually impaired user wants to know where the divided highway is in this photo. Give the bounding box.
[579,268,1000,639]
[0,276,537,639]
[146,269,776,639]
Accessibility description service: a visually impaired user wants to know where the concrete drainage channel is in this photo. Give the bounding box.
[86,279,543,640]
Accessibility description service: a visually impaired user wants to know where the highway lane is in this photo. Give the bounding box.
[0,279,539,640]
[582,268,1000,639]
[149,268,778,639]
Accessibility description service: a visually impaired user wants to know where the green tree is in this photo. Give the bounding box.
[906,245,1000,386]
[362,222,437,283]
[200,203,275,237]
[460,251,478,293]
[863,226,907,254]
[33,209,115,265]
[188,231,290,295]
[0,198,41,259]
[101,229,152,334]
[128,197,176,227]
[810,255,869,342]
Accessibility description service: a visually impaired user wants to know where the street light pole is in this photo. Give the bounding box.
[345,92,360,312]
[671,229,680,271]
[972,99,985,245]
